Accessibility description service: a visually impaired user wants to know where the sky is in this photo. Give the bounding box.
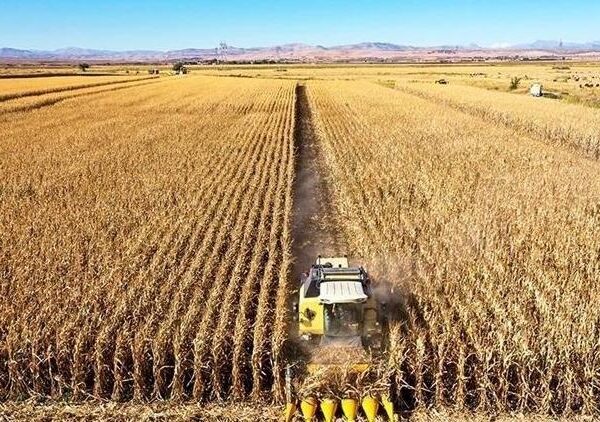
[1,0,599,50]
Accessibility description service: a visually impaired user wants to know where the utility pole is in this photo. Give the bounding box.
[219,42,229,63]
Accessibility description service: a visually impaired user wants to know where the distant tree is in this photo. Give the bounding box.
[509,76,522,90]
[78,63,90,72]
[172,62,187,73]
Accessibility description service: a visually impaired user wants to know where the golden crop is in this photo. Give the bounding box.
[396,81,600,158]
[0,75,295,403]
[307,79,600,415]
[1,65,599,418]
[0,74,153,101]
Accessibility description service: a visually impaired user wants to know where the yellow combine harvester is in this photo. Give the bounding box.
[284,256,395,421]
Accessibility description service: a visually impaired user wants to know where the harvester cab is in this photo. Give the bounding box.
[285,256,394,422]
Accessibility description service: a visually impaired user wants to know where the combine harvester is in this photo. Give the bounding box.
[284,256,395,421]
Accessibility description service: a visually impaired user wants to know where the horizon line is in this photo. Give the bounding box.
[4,39,600,52]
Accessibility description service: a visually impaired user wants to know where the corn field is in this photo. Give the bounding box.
[0,75,295,403]
[1,69,600,418]
[307,79,600,416]
[395,81,600,159]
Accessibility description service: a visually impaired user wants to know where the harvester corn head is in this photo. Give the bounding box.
[284,256,395,421]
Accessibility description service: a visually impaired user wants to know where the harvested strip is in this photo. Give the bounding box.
[0,77,162,114]
[0,75,156,102]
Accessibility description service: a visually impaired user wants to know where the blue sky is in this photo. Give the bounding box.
[1,0,599,50]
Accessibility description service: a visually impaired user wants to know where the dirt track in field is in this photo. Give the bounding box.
[285,82,348,377]
[290,83,344,281]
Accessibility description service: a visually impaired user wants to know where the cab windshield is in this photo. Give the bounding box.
[324,303,361,337]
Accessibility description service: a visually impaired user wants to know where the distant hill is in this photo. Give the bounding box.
[2,40,600,62]
[514,40,600,50]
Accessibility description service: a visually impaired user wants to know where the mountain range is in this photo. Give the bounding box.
[2,41,600,62]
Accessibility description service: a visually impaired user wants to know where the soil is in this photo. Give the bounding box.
[286,83,349,369]
[290,84,344,283]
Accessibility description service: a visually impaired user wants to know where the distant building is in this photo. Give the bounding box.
[530,84,543,97]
